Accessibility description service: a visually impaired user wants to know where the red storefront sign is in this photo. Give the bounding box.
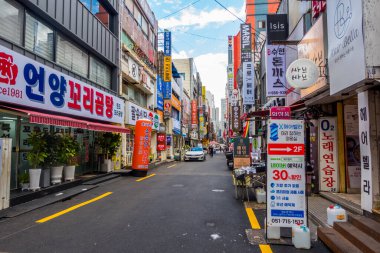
[191,99,198,125]
[270,106,291,119]
[157,133,166,151]
[312,0,326,18]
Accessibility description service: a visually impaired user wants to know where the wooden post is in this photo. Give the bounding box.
[0,138,12,210]
[337,102,346,193]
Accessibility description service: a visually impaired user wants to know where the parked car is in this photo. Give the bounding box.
[184,147,206,161]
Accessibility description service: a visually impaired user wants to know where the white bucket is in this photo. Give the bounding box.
[255,188,266,204]
[265,218,281,239]
[327,204,347,226]
[292,225,311,249]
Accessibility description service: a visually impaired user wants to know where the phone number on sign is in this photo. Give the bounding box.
[0,87,23,98]
[271,218,305,225]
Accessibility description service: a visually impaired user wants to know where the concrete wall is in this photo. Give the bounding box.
[363,0,380,79]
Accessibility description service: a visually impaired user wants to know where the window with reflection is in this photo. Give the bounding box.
[25,13,54,61]
[80,0,110,29]
[0,0,24,45]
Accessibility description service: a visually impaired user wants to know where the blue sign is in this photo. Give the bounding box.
[156,75,164,111]
[163,81,172,99]
[164,32,171,56]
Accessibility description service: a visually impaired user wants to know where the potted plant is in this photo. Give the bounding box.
[45,133,64,185]
[60,134,80,181]
[18,170,29,191]
[26,131,48,191]
[98,133,121,172]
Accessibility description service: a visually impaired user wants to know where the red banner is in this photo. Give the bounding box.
[270,106,291,119]
[157,133,166,151]
[191,99,198,125]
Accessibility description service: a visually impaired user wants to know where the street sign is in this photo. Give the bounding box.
[270,106,291,119]
[267,119,306,227]
[268,143,305,155]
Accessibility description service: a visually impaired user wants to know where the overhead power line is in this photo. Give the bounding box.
[158,0,202,20]
[212,0,267,43]
[182,31,225,41]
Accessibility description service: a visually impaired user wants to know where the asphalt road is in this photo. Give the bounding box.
[0,153,330,253]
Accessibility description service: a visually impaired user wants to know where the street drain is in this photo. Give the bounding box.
[172,184,184,187]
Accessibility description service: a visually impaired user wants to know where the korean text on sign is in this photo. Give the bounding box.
[319,118,339,192]
[0,45,124,124]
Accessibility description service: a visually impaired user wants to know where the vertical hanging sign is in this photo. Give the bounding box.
[358,91,373,212]
[232,105,241,132]
[163,31,172,99]
[267,120,306,227]
[319,118,339,192]
[266,45,286,97]
[156,75,164,111]
[240,24,254,106]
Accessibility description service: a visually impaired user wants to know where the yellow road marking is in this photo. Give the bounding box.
[36,192,113,223]
[245,208,261,229]
[167,164,176,168]
[136,173,156,182]
[259,244,273,253]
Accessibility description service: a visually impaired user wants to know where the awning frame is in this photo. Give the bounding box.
[0,105,130,134]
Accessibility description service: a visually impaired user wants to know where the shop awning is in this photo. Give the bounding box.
[0,105,130,134]
[246,102,305,119]
[88,122,130,134]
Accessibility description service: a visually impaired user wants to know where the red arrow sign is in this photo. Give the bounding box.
[268,143,305,155]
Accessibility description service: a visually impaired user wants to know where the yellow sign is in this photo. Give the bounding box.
[202,86,206,103]
[157,110,164,123]
[171,95,181,111]
[163,56,172,82]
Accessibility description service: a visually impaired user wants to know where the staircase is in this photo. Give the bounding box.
[318,214,380,253]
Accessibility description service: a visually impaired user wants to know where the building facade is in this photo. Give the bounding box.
[0,0,127,190]
[120,0,159,165]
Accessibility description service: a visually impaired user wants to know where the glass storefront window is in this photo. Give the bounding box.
[89,56,111,89]
[56,35,89,77]
[0,0,24,45]
[25,13,54,61]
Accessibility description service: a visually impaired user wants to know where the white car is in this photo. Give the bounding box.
[184,147,206,161]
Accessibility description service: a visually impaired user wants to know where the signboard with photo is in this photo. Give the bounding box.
[233,137,250,157]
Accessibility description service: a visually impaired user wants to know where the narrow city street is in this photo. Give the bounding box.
[0,154,329,253]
